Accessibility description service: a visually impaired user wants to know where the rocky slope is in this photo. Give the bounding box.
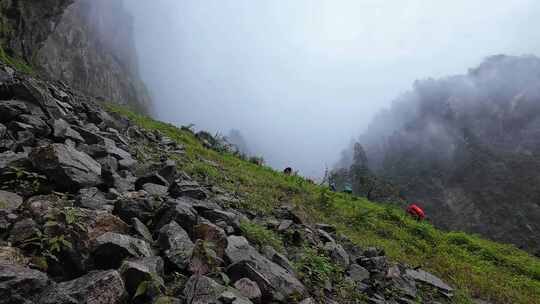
[0,62,461,304]
[337,55,540,255]
[0,0,152,114]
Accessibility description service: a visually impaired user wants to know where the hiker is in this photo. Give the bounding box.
[407,203,425,221]
[329,182,337,192]
[343,183,353,194]
[283,167,292,176]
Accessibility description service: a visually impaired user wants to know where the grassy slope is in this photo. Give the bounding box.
[107,104,540,304]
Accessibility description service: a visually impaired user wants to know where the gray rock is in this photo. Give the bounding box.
[118,157,137,170]
[157,160,178,184]
[0,190,23,213]
[0,100,29,122]
[324,242,350,269]
[277,219,293,232]
[114,195,155,223]
[92,232,153,269]
[360,256,388,273]
[0,262,50,304]
[17,115,50,136]
[194,222,228,258]
[219,289,254,304]
[348,264,370,283]
[154,199,198,234]
[119,256,164,297]
[0,151,30,174]
[39,270,125,304]
[8,218,37,245]
[135,173,169,190]
[225,236,306,302]
[96,155,119,173]
[234,278,262,303]
[0,123,6,138]
[261,246,295,274]
[405,269,454,293]
[75,187,108,210]
[169,180,209,200]
[131,218,154,242]
[184,275,226,304]
[30,144,102,191]
[157,221,194,270]
[52,119,84,142]
[317,229,335,243]
[201,209,240,230]
[143,183,169,197]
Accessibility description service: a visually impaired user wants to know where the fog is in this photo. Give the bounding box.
[124,0,540,177]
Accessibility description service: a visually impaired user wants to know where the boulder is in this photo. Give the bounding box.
[135,173,169,190]
[114,195,155,223]
[0,100,29,122]
[30,144,102,191]
[347,264,370,283]
[188,239,221,275]
[218,290,254,304]
[277,220,293,232]
[16,115,50,136]
[225,236,306,302]
[201,209,241,231]
[184,275,226,304]
[0,262,50,304]
[194,222,228,258]
[157,160,178,184]
[75,187,109,210]
[153,199,198,234]
[0,123,6,138]
[143,183,169,196]
[0,151,30,174]
[261,246,295,275]
[8,218,37,245]
[92,232,153,269]
[169,180,209,200]
[52,119,84,142]
[324,242,350,269]
[39,270,125,304]
[234,278,262,303]
[0,190,23,213]
[119,256,165,297]
[157,221,194,270]
[405,269,454,294]
[131,218,154,242]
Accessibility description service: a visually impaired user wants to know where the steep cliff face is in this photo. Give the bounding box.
[339,55,540,254]
[36,0,152,114]
[0,0,73,61]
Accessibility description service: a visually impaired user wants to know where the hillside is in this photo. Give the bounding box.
[0,58,538,304]
[337,55,540,255]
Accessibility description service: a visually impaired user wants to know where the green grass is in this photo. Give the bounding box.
[106,104,540,304]
[239,220,284,253]
[0,44,34,74]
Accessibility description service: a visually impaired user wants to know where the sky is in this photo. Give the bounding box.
[124,0,540,178]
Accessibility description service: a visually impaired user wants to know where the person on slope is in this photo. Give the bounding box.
[406,203,426,221]
[283,167,293,176]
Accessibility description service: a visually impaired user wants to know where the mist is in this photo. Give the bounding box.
[124,0,540,177]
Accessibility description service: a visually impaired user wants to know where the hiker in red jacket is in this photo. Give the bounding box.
[407,204,425,221]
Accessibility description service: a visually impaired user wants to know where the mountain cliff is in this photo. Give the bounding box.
[1,0,152,114]
[337,55,540,255]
